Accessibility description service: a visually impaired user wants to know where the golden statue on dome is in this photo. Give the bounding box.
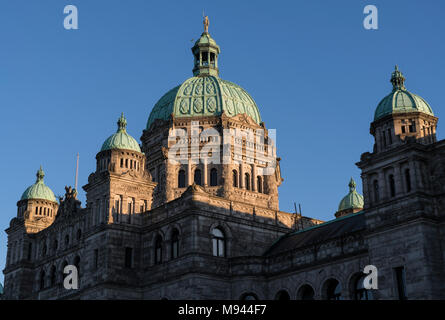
[204,15,209,33]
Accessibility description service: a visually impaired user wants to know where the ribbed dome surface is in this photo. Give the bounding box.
[21,167,57,202]
[374,90,433,121]
[101,113,141,152]
[146,76,262,129]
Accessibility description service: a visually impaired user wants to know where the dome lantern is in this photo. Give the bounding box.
[390,65,406,91]
[191,16,221,77]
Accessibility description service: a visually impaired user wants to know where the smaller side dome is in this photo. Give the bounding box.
[374,66,434,121]
[101,113,141,153]
[21,166,57,202]
[335,178,364,218]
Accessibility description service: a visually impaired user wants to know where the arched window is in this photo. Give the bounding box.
[178,170,186,188]
[50,265,56,287]
[171,229,179,259]
[240,293,258,300]
[275,290,290,300]
[324,279,342,300]
[232,170,238,188]
[210,168,218,186]
[212,228,225,257]
[257,176,262,193]
[194,169,202,186]
[354,274,374,300]
[405,169,411,192]
[373,180,379,202]
[298,284,315,300]
[245,173,250,190]
[155,235,163,264]
[389,174,396,197]
[39,270,45,290]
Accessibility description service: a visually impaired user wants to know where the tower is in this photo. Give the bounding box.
[4,167,58,299]
[357,66,445,299]
[83,113,156,225]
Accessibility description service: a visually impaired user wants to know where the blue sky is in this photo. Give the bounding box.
[0,0,444,284]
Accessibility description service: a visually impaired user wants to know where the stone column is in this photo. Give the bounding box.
[187,159,192,186]
[395,164,403,195]
[240,164,244,189]
[414,160,425,189]
[252,164,256,191]
[378,170,387,201]
[361,174,370,209]
[203,159,208,186]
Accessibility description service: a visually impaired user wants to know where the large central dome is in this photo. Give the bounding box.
[146,28,262,130]
[146,76,262,129]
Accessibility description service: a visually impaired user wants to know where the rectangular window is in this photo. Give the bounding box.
[394,266,407,300]
[125,247,133,268]
[401,125,406,134]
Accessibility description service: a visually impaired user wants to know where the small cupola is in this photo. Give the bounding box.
[191,16,220,77]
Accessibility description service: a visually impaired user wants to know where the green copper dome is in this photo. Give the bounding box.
[146,76,262,129]
[21,167,57,202]
[101,113,141,153]
[374,66,434,121]
[338,178,364,212]
[146,25,261,130]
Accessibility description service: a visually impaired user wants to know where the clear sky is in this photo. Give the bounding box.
[1,0,444,284]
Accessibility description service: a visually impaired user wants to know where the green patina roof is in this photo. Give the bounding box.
[146,76,262,129]
[101,113,141,152]
[21,166,57,202]
[338,178,364,212]
[374,66,434,121]
[194,32,218,47]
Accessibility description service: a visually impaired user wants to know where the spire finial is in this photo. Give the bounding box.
[36,166,45,183]
[348,177,356,192]
[390,65,406,91]
[203,15,209,33]
[117,112,127,132]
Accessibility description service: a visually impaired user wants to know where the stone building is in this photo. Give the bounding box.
[2,22,445,300]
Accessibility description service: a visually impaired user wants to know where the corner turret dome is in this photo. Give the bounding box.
[335,178,364,218]
[374,66,434,121]
[21,166,57,202]
[146,17,262,130]
[101,113,141,153]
